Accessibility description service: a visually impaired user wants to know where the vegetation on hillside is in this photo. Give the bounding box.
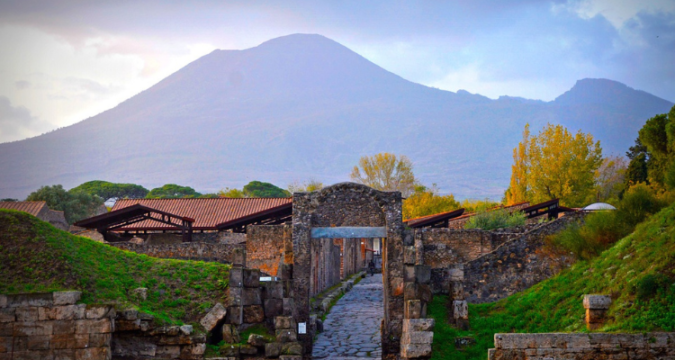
[429,201,675,360]
[70,180,150,201]
[0,209,229,326]
[146,183,202,199]
[350,152,416,197]
[463,207,526,230]
[403,184,460,220]
[219,180,291,198]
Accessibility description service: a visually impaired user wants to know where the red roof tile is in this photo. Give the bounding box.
[111,198,292,230]
[0,201,47,217]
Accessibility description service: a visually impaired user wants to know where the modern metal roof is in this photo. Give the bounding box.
[0,201,47,217]
[582,202,617,211]
[404,208,465,228]
[110,197,293,230]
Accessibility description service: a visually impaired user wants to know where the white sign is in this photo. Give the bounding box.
[298,322,307,334]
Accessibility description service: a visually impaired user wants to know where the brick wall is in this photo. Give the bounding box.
[490,333,675,360]
[112,242,244,264]
[0,291,114,360]
[462,214,581,303]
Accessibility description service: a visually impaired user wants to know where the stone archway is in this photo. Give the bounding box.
[291,183,405,359]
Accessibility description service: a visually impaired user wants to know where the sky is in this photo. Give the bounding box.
[0,0,673,143]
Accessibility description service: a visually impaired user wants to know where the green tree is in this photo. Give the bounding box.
[350,153,416,196]
[505,124,530,205]
[242,181,290,198]
[69,180,149,201]
[402,184,460,220]
[505,123,603,207]
[218,188,246,198]
[26,185,103,224]
[146,184,201,199]
[593,155,627,203]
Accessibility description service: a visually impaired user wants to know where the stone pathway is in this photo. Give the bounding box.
[313,273,383,359]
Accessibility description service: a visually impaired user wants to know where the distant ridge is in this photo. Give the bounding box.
[0,34,672,199]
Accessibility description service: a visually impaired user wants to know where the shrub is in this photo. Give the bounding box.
[464,208,526,230]
[618,183,665,227]
[636,274,670,300]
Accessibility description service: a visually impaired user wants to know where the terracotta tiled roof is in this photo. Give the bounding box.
[111,198,293,230]
[0,201,47,217]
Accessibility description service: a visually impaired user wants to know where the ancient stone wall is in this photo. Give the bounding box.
[112,242,245,264]
[292,183,405,358]
[0,291,114,360]
[246,225,291,277]
[489,333,675,360]
[462,214,581,303]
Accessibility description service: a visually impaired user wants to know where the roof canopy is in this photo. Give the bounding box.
[0,201,47,217]
[405,208,465,228]
[582,202,617,211]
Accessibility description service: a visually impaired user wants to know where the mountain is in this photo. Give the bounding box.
[0,34,672,199]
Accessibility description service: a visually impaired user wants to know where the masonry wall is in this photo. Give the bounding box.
[421,226,539,294]
[112,242,245,264]
[0,291,114,360]
[462,214,581,303]
[246,225,291,277]
[489,333,675,360]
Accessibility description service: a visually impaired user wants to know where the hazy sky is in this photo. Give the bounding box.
[0,0,673,143]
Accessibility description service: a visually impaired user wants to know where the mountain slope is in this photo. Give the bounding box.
[0,34,672,199]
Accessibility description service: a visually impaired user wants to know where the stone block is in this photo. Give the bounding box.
[121,309,138,320]
[52,320,76,334]
[415,265,431,284]
[130,288,147,301]
[53,291,82,306]
[180,344,206,360]
[402,331,434,345]
[114,319,141,332]
[74,346,110,360]
[180,324,193,335]
[0,296,6,308]
[244,305,265,324]
[405,300,423,319]
[403,318,435,333]
[275,329,297,343]
[228,306,243,325]
[583,295,611,310]
[219,344,240,357]
[233,248,246,267]
[222,324,240,344]
[229,287,242,307]
[243,269,261,288]
[39,304,86,321]
[75,319,112,334]
[279,264,293,280]
[404,283,418,300]
[263,282,284,300]
[586,309,606,324]
[418,284,433,303]
[453,300,468,320]
[54,349,75,360]
[248,333,268,347]
[281,281,294,298]
[454,336,476,349]
[84,306,112,320]
[449,281,464,301]
[404,246,416,265]
[155,346,181,359]
[281,342,302,355]
[16,307,39,322]
[401,343,432,358]
[240,344,258,355]
[12,350,54,360]
[404,265,416,283]
[242,288,262,306]
[0,336,12,352]
[26,335,51,350]
[274,316,295,330]
[14,322,53,336]
[265,342,282,357]
[52,334,89,349]
[88,333,111,348]
[0,323,12,337]
[264,299,284,318]
[200,303,227,331]
[0,309,14,323]
[230,267,244,288]
[448,267,464,282]
[7,293,53,308]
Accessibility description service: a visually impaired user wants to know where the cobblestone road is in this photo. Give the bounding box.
[312,273,383,359]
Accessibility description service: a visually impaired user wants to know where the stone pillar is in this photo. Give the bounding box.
[448,266,468,330]
[583,294,611,330]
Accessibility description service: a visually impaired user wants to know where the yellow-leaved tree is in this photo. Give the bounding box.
[505,123,603,207]
[402,184,460,220]
[350,153,416,197]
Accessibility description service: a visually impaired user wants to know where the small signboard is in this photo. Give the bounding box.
[298,322,307,334]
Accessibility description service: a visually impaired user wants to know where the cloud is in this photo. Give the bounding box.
[0,96,48,143]
[15,81,30,90]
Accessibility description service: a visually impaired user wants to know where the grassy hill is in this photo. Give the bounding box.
[0,209,230,327]
[430,203,675,360]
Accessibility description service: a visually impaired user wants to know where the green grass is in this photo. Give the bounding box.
[0,209,230,327]
[430,202,675,360]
